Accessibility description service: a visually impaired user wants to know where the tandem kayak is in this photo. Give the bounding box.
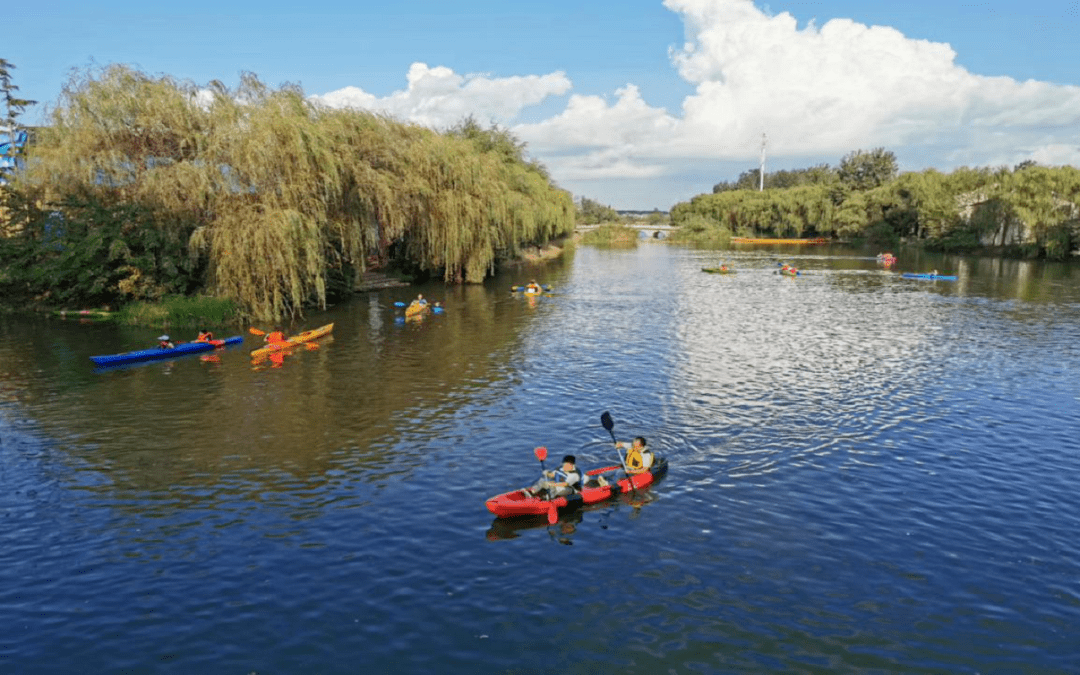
[249,323,334,359]
[485,458,669,520]
[902,273,957,281]
[90,336,243,366]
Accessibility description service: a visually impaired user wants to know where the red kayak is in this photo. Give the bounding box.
[485,458,668,520]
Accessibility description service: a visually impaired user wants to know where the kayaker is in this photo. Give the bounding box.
[157,335,175,349]
[264,329,287,345]
[525,454,582,499]
[409,294,428,308]
[617,436,653,474]
[196,329,214,342]
[525,280,542,293]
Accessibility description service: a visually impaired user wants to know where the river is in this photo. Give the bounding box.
[2,242,1078,674]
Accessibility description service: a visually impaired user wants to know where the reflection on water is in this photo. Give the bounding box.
[2,244,1079,674]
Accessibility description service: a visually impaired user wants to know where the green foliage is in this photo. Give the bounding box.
[577,197,621,224]
[995,165,1080,259]
[678,148,1079,259]
[713,164,836,193]
[580,223,638,245]
[1,58,36,136]
[667,213,731,245]
[645,210,668,226]
[11,65,573,321]
[838,148,898,191]
[673,184,834,239]
[1,196,199,307]
[116,295,239,328]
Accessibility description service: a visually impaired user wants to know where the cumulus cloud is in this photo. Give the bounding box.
[516,85,679,152]
[306,0,1080,206]
[665,0,1080,160]
[310,63,571,129]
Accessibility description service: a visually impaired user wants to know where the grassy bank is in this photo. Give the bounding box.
[114,296,239,330]
[579,223,639,245]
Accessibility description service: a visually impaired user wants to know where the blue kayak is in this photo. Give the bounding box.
[90,336,243,366]
[902,273,957,281]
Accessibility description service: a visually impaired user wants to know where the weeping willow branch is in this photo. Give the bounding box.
[19,65,574,321]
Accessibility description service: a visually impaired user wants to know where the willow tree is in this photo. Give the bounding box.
[995,166,1080,258]
[19,65,574,320]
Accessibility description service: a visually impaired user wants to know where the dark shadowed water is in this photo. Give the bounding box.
[2,243,1079,674]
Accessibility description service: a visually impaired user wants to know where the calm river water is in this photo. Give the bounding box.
[2,242,1079,674]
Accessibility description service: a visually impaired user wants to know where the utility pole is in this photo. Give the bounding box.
[759,132,766,191]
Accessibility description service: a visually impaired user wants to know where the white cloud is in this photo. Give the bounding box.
[310,63,572,129]
[664,0,1080,159]
[306,0,1080,207]
[514,85,679,154]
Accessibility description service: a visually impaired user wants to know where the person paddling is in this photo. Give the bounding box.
[157,335,175,349]
[264,329,287,346]
[616,436,653,474]
[525,454,582,499]
[196,329,214,342]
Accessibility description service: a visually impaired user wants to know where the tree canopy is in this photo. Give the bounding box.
[3,65,574,320]
[837,148,898,191]
[676,149,1079,258]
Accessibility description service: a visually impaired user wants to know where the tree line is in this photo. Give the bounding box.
[673,148,1080,259]
[0,64,576,321]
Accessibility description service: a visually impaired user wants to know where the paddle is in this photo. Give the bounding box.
[533,446,558,524]
[601,411,637,496]
[586,465,622,476]
[394,301,406,307]
[248,327,266,336]
[534,445,548,472]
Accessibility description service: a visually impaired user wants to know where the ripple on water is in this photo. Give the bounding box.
[3,246,1080,673]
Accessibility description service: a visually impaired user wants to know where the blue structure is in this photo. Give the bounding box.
[0,128,29,181]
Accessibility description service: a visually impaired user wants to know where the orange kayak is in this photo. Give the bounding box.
[250,323,334,359]
[732,237,827,244]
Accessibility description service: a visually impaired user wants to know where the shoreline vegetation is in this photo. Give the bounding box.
[0,65,575,323]
[578,223,639,246]
[668,149,1080,257]
[3,65,1077,327]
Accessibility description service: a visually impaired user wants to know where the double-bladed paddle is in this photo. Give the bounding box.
[601,411,637,497]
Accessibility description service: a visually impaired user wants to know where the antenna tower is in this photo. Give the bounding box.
[759,132,767,191]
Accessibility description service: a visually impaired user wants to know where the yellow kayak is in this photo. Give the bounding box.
[405,303,429,318]
[250,323,334,359]
[732,237,827,244]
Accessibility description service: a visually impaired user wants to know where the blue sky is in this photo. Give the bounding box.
[7,0,1080,209]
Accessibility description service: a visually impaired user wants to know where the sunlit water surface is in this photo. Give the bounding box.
[2,244,1079,674]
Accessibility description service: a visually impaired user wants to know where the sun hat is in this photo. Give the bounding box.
[157,335,170,341]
